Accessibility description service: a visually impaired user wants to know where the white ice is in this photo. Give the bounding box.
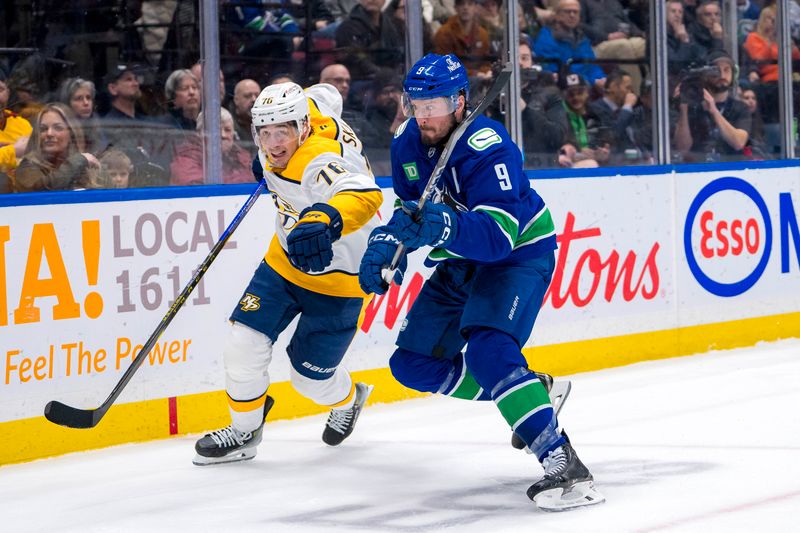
[3,340,800,533]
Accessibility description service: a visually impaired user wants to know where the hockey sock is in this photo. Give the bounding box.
[492,370,565,460]
[439,354,491,400]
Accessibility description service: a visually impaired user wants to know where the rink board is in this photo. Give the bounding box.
[1,160,799,464]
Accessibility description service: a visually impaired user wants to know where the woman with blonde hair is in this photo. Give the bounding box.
[743,5,800,84]
[13,103,100,192]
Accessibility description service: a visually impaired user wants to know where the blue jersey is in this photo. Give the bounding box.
[390,115,557,265]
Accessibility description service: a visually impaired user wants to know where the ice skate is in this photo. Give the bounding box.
[527,442,605,511]
[193,396,275,465]
[322,382,373,446]
[511,373,571,451]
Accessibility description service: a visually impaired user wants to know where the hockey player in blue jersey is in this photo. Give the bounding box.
[358,54,604,511]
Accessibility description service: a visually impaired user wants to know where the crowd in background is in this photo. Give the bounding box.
[1,0,799,193]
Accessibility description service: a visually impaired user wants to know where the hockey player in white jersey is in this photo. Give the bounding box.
[194,82,382,465]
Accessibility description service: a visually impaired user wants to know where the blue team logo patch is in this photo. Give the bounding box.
[402,162,420,181]
[467,128,502,151]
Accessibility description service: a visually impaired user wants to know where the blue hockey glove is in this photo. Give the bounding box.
[252,157,264,182]
[390,200,457,249]
[358,227,408,295]
[286,203,344,273]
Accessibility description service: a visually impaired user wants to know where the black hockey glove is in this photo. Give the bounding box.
[358,226,407,295]
[391,200,457,249]
[286,203,343,273]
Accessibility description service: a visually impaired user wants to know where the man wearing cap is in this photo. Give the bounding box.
[104,65,148,122]
[674,49,751,161]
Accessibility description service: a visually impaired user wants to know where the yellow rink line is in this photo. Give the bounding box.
[2,311,798,466]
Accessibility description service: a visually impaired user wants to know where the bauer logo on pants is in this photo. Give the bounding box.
[239,293,261,311]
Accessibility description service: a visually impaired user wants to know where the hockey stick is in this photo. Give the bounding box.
[44,180,269,429]
[382,63,513,284]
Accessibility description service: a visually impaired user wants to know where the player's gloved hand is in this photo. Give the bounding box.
[358,227,407,295]
[252,157,264,182]
[390,200,457,249]
[286,203,343,273]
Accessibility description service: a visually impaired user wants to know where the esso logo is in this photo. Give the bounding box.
[684,177,772,297]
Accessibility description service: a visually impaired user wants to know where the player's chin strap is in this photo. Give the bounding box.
[381,64,513,286]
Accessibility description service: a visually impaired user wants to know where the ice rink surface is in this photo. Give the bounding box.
[3,339,799,533]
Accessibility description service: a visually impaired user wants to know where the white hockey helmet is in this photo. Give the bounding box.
[251,82,310,146]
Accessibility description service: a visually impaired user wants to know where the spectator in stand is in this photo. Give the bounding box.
[58,77,109,155]
[428,0,456,32]
[533,0,607,88]
[579,0,647,94]
[335,0,405,80]
[387,0,434,64]
[738,84,769,158]
[743,5,800,85]
[363,70,406,147]
[161,69,202,131]
[689,0,724,53]
[170,108,252,186]
[561,72,594,152]
[98,149,133,189]
[738,0,761,21]
[434,0,493,77]
[191,62,227,105]
[587,69,640,162]
[104,64,148,122]
[518,39,568,167]
[1,69,32,193]
[477,0,504,59]
[14,103,100,193]
[230,79,261,157]
[102,63,171,188]
[674,49,752,161]
[666,0,708,81]
[742,4,800,123]
[228,0,303,61]
[319,63,374,141]
[631,79,656,161]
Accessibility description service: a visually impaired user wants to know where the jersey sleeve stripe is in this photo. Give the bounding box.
[474,205,519,248]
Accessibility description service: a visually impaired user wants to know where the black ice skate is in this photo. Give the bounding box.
[193,395,275,466]
[527,442,605,511]
[322,382,373,446]
[511,373,571,451]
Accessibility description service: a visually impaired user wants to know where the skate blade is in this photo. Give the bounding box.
[550,380,572,416]
[192,447,257,466]
[534,481,605,512]
[358,383,375,406]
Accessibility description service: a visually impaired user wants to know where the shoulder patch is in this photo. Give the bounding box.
[467,127,502,151]
[394,119,410,138]
[402,162,420,181]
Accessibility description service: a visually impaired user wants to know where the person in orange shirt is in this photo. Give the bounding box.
[743,5,800,84]
[433,0,493,78]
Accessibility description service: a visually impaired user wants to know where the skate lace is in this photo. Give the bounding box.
[209,426,249,448]
[542,446,569,478]
[326,407,354,435]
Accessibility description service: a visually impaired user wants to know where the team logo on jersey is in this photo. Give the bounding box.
[402,162,420,181]
[467,128,502,151]
[394,119,409,138]
[239,293,261,312]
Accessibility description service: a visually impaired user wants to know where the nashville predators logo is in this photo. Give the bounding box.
[239,293,261,312]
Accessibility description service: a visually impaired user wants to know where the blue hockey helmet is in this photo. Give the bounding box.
[402,53,469,118]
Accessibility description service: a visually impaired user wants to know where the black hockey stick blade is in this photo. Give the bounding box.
[44,400,102,429]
